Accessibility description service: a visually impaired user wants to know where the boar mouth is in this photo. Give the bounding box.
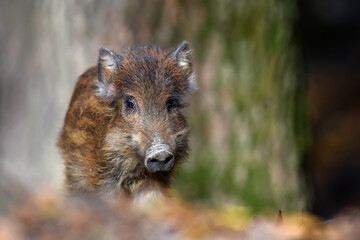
[144,143,175,172]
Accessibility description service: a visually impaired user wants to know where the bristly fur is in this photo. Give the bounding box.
[58,41,196,199]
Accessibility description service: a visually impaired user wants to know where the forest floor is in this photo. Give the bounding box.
[1,188,359,239]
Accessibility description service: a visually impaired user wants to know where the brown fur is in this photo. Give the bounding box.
[58,42,196,198]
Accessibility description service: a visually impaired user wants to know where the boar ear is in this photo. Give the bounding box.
[168,41,192,69]
[168,41,197,92]
[97,47,121,99]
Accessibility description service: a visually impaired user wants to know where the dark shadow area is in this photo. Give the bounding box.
[297,0,360,218]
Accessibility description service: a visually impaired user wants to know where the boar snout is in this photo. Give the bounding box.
[145,144,174,172]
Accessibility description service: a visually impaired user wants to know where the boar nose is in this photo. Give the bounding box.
[145,145,174,172]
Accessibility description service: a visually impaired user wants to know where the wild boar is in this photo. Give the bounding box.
[57,41,196,201]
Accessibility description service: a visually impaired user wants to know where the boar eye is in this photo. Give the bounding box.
[127,100,135,109]
[166,97,181,112]
[124,96,137,113]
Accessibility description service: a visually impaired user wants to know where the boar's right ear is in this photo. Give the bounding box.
[97,47,122,99]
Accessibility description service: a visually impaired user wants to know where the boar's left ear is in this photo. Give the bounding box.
[168,41,192,69]
[168,41,197,92]
[96,47,122,99]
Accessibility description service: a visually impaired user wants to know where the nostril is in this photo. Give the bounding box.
[164,155,173,163]
[149,158,158,163]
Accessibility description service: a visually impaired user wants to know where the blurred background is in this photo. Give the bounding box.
[0,0,359,219]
